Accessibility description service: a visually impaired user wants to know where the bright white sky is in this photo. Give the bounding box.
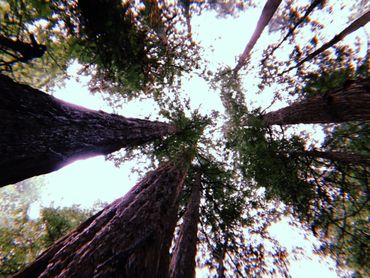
[6,1,369,277]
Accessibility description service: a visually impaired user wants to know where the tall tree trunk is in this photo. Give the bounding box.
[261,78,370,125]
[233,0,282,74]
[216,240,227,278]
[282,10,370,74]
[14,156,191,278]
[0,74,177,186]
[169,169,201,278]
[303,150,370,165]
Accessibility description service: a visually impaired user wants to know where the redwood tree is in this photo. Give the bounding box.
[14,155,191,278]
[233,0,282,74]
[261,78,370,125]
[0,74,177,186]
[169,169,201,278]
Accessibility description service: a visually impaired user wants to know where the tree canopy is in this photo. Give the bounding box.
[1,0,369,277]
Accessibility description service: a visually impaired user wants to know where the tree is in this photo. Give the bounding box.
[233,0,282,74]
[14,154,192,278]
[281,10,370,74]
[286,150,370,165]
[169,168,201,278]
[0,74,177,186]
[0,34,46,67]
[260,78,370,125]
[2,1,369,276]
[262,0,326,65]
[0,204,96,276]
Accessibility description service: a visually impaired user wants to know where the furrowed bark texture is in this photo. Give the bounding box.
[262,78,370,125]
[169,170,201,278]
[15,159,189,278]
[0,74,177,186]
[233,0,282,74]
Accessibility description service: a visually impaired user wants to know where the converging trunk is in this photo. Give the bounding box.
[0,74,177,186]
[15,157,190,278]
[233,0,282,74]
[262,78,370,125]
[303,150,369,165]
[170,170,201,278]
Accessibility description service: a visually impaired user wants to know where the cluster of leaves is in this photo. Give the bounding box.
[57,0,201,99]
[311,122,370,277]
[0,0,73,89]
[0,205,97,276]
[184,152,289,277]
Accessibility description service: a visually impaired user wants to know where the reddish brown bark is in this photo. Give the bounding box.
[14,157,190,278]
[234,0,282,74]
[262,78,370,125]
[0,74,177,186]
[169,170,201,278]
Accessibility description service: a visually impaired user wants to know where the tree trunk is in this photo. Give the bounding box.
[233,0,282,74]
[282,10,370,74]
[0,74,177,186]
[304,150,370,165]
[261,78,370,125]
[0,34,46,63]
[169,170,201,278]
[14,156,190,278]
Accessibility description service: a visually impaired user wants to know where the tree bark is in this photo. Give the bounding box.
[302,150,370,165]
[14,157,190,278]
[169,170,201,278]
[282,10,370,74]
[261,78,370,125]
[233,0,282,74]
[0,74,177,186]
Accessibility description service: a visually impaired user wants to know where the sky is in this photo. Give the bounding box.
[3,1,368,276]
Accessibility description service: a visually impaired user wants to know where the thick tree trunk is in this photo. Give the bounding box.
[169,170,201,278]
[261,78,370,125]
[0,74,177,186]
[233,0,282,74]
[14,157,190,278]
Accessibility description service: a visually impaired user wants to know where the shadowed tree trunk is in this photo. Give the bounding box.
[216,238,228,278]
[299,150,370,165]
[14,156,191,278]
[261,78,370,125]
[0,34,46,64]
[233,0,282,74]
[281,10,370,74]
[0,74,177,186]
[169,169,201,278]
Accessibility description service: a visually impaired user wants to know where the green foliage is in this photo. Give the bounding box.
[64,0,201,99]
[1,1,369,276]
[311,122,370,276]
[0,205,97,276]
[0,0,73,89]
